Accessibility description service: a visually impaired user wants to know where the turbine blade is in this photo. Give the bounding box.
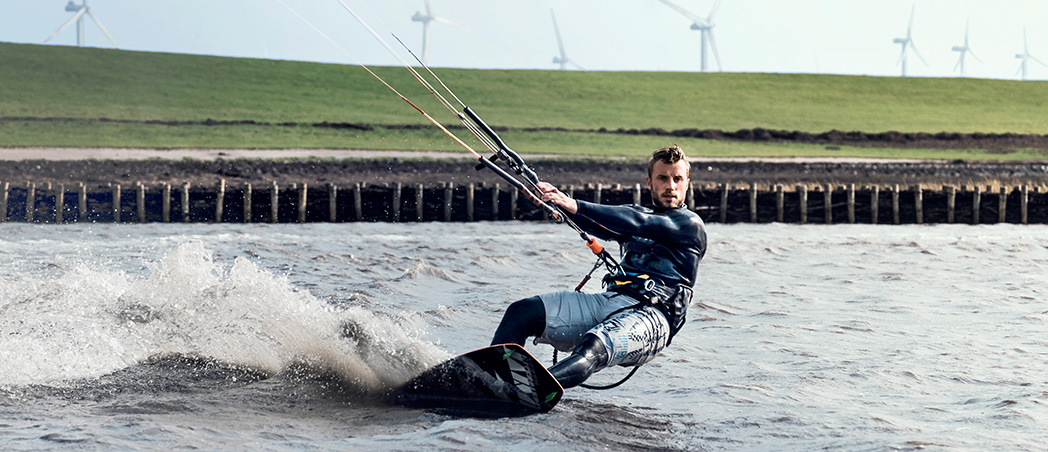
[424,0,433,17]
[707,30,722,71]
[657,0,709,27]
[969,48,983,64]
[910,41,928,66]
[568,58,586,71]
[44,8,86,43]
[434,16,467,30]
[1032,55,1047,67]
[551,10,566,57]
[86,10,119,48]
[906,4,916,39]
[708,0,723,21]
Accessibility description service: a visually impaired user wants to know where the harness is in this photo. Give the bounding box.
[601,272,692,346]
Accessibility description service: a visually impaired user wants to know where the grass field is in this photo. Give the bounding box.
[2,42,1047,160]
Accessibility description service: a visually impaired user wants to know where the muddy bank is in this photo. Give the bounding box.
[0,157,1046,189]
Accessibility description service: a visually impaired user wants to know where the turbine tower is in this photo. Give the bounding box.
[893,5,926,77]
[551,9,585,70]
[657,0,722,72]
[44,0,118,48]
[1015,28,1045,81]
[951,20,981,77]
[411,0,466,65]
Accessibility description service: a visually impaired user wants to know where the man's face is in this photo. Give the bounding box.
[646,159,690,209]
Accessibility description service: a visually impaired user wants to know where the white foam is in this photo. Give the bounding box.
[0,241,450,390]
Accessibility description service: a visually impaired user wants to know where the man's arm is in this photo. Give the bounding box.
[537,182,702,246]
[575,201,701,245]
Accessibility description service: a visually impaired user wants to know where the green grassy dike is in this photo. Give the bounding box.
[2,42,1047,160]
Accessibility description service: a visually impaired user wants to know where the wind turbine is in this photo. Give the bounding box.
[1015,28,1046,81]
[44,0,118,48]
[411,0,466,65]
[893,5,926,77]
[951,20,981,77]
[551,9,585,70]
[657,0,722,72]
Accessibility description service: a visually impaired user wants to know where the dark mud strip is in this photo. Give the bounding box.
[596,127,1048,152]
[7,116,1048,152]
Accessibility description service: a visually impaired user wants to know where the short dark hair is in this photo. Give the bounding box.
[647,144,690,178]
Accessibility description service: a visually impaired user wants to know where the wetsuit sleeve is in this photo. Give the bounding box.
[563,200,626,242]
[570,200,703,248]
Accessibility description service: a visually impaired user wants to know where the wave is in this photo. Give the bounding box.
[393,259,461,283]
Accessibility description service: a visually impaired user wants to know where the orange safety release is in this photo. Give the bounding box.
[585,237,604,254]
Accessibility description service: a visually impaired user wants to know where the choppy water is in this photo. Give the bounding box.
[0,221,1046,451]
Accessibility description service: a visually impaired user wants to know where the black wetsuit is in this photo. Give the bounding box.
[569,200,707,290]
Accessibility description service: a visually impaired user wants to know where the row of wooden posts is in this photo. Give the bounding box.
[0,180,1045,224]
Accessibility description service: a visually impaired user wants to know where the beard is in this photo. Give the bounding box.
[651,190,685,209]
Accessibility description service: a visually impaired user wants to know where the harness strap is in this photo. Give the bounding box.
[603,273,690,346]
[574,258,605,292]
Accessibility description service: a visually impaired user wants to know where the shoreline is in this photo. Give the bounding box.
[1,147,1046,225]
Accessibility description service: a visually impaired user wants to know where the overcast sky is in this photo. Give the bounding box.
[3,0,1048,80]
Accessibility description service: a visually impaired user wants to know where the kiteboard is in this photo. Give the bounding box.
[391,343,563,417]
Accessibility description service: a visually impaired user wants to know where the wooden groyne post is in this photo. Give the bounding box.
[0,182,8,222]
[216,179,226,223]
[969,186,978,224]
[870,185,880,224]
[243,183,252,223]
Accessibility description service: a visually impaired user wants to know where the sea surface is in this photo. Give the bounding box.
[0,221,1046,451]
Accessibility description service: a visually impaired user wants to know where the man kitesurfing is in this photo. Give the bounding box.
[397,145,707,413]
[491,145,707,388]
[304,0,709,411]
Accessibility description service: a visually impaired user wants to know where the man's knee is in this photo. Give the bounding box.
[575,333,609,366]
[505,296,543,320]
[490,296,545,346]
[549,333,610,388]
